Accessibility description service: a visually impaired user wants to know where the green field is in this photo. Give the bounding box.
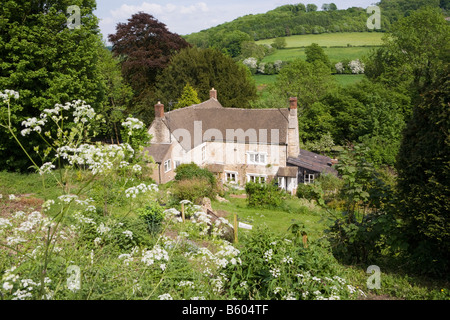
[252,32,378,93]
[261,46,377,63]
[257,32,384,48]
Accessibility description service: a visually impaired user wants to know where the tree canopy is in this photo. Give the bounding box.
[0,0,106,171]
[154,47,257,110]
[108,12,189,117]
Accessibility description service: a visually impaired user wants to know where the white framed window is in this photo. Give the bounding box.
[174,160,181,169]
[164,159,172,173]
[202,145,206,162]
[225,171,238,184]
[247,152,267,165]
[247,174,267,184]
[304,174,315,184]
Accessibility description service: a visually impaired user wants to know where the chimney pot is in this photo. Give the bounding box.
[289,97,298,110]
[155,101,164,118]
[210,88,217,100]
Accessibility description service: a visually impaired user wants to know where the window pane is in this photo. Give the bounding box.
[260,154,265,163]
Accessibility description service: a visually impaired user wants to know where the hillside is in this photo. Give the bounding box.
[183,0,446,56]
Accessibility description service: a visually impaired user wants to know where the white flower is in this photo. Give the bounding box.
[132,164,142,173]
[122,117,144,136]
[263,249,273,262]
[9,194,16,200]
[347,285,356,294]
[6,236,27,245]
[178,281,195,288]
[97,223,111,235]
[122,230,133,239]
[3,282,13,291]
[269,268,280,278]
[281,256,293,264]
[283,292,296,300]
[58,194,78,204]
[93,237,102,246]
[0,218,12,229]
[158,293,173,300]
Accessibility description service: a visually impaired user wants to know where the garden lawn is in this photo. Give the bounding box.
[211,196,333,241]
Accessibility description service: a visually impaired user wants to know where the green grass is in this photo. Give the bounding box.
[333,74,366,87]
[262,46,377,63]
[257,32,384,48]
[211,196,333,241]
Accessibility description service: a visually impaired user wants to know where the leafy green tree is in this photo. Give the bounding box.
[240,41,270,60]
[271,37,287,49]
[96,47,133,144]
[395,67,450,276]
[155,47,257,111]
[305,43,331,67]
[262,59,336,110]
[108,12,189,120]
[0,0,106,171]
[175,84,201,109]
[306,4,318,12]
[365,7,450,102]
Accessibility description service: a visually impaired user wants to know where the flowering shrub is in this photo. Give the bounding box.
[222,227,366,300]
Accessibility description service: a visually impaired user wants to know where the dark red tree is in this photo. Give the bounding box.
[108,12,190,95]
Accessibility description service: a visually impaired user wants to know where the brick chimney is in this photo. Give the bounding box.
[289,97,298,110]
[288,97,300,158]
[210,88,217,100]
[155,101,164,118]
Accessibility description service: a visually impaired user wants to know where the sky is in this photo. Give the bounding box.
[94,0,379,44]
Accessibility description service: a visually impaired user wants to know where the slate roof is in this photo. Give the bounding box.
[287,148,338,176]
[277,166,298,178]
[144,143,172,164]
[162,99,290,150]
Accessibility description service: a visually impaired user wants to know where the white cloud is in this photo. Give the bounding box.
[110,2,209,20]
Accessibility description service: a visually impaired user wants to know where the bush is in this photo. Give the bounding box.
[222,226,365,300]
[137,202,165,234]
[172,177,215,202]
[175,163,216,186]
[245,181,283,208]
[173,163,218,202]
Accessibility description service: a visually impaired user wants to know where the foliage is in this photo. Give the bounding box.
[365,7,450,103]
[223,227,366,300]
[173,163,217,202]
[175,163,216,186]
[271,37,287,49]
[175,84,201,109]
[305,43,330,67]
[137,202,166,234]
[95,47,133,144]
[172,178,215,203]
[296,183,325,207]
[259,59,336,110]
[0,0,106,171]
[155,47,258,109]
[245,181,283,209]
[108,12,189,123]
[395,66,450,277]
